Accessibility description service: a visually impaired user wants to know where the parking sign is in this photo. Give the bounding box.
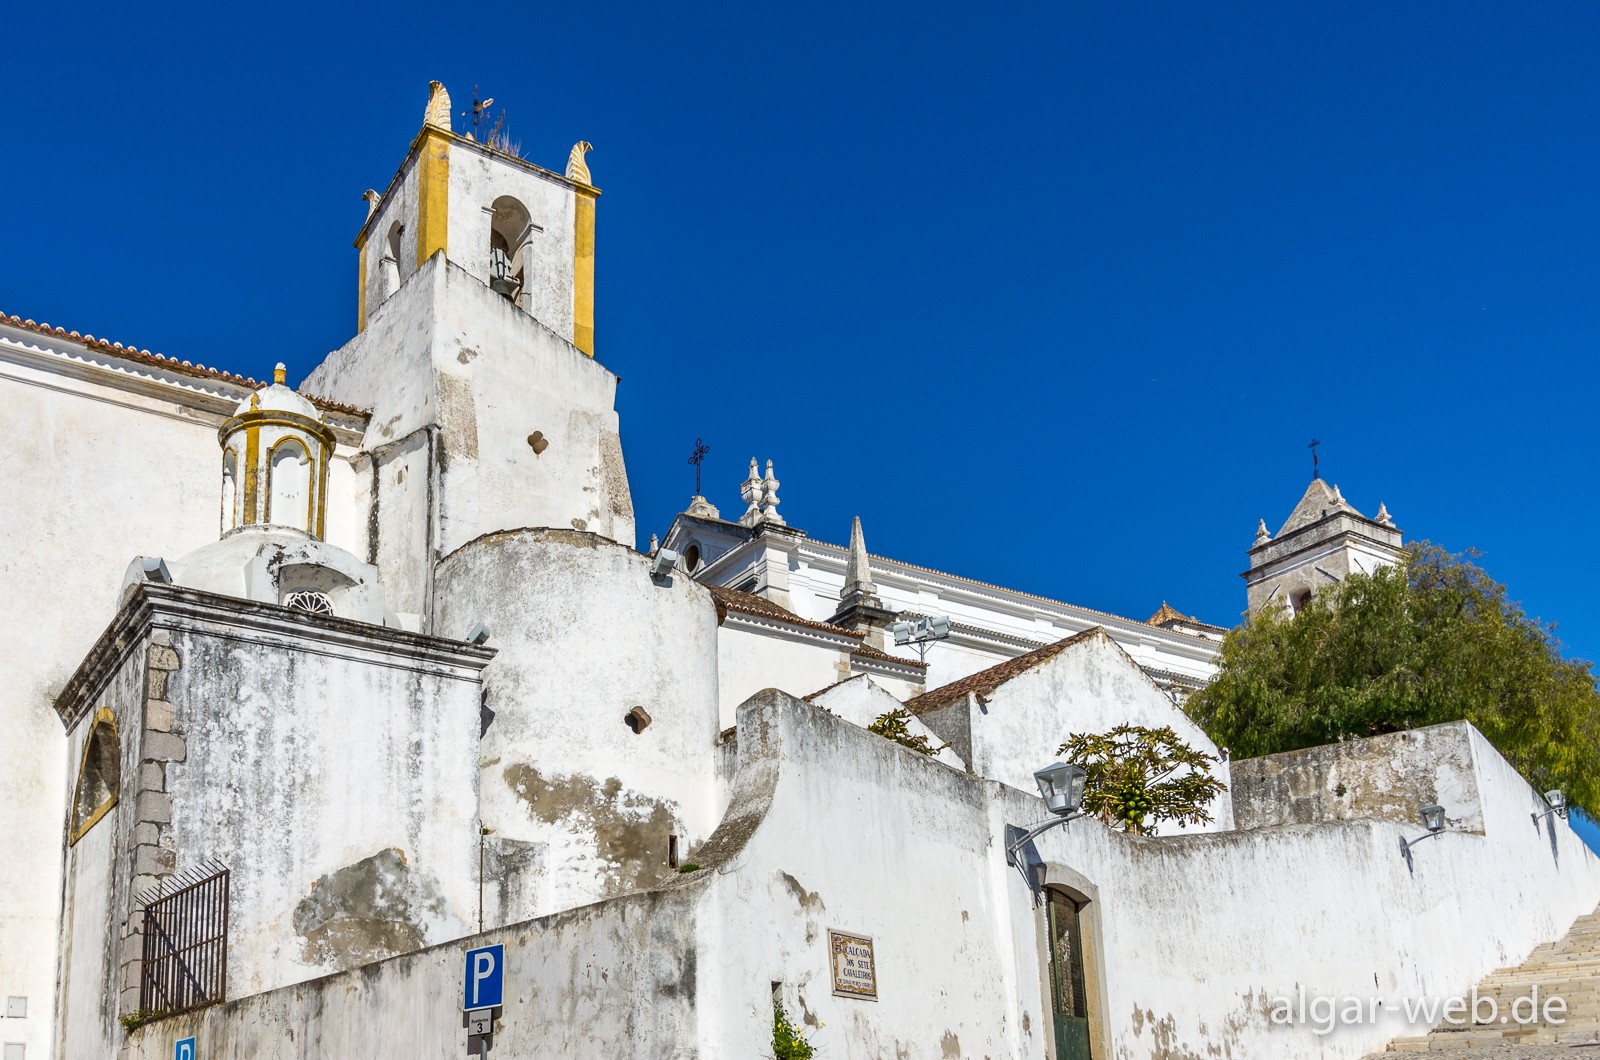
[463,944,504,1009]
[174,1037,196,1060]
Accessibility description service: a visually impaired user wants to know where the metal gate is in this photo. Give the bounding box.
[137,862,229,1019]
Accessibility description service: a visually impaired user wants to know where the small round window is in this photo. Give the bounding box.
[682,544,701,573]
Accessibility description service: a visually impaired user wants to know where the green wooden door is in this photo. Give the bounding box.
[1046,890,1093,1060]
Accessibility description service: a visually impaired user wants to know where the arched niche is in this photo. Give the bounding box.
[70,709,120,845]
[380,220,404,302]
[267,438,312,532]
[221,448,240,533]
[489,195,533,310]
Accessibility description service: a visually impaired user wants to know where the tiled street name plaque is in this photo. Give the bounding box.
[828,929,877,1000]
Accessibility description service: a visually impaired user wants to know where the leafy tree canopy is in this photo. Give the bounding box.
[1185,542,1600,814]
[1057,724,1226,835]
[869,708,944,756]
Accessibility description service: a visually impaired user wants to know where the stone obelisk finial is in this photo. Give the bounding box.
[840,516,881,608]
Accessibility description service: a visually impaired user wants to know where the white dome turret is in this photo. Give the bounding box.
[218,363,335,537]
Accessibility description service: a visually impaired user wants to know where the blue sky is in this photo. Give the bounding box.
[6,2,1597,839]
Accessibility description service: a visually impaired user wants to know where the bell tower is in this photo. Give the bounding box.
[1244,479,1403,614]
[352,81,600,356]
[305,82,634,621]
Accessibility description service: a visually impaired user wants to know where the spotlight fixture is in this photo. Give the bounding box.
[649,548,680,580]
[888,614,952,661]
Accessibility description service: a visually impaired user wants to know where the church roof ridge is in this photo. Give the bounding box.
[904,626,1105,716]
[797,533,1223,644]
[1,311,371,419]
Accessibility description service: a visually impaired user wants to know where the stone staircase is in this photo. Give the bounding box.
[1375,906,1600,1056]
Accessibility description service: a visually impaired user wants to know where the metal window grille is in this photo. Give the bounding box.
[137,862,229,1019]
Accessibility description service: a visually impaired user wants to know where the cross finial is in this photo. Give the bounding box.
[687,437,711,496]
[1308,438,1321,480]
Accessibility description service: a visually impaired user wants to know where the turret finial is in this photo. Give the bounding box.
[566,141,594,184]
[1254,519,1271,546]
[424,81,452,130]
[273,362,287,385]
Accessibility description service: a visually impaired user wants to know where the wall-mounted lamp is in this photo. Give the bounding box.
[464,622,491,646]
[1532,789,1567,827]
[1005,762,1089,867]
[1399,803,1448,870]
[140,557,172,584]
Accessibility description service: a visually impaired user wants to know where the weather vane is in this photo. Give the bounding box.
[688,437,711,495]
[1308,438,1321,480]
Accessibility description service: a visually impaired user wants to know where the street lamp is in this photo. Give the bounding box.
[1005,762,1089,866]
[1399,803,1449,870]
[1532,789,1567,827]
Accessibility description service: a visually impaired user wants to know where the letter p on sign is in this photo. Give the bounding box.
[464,943,505,1009]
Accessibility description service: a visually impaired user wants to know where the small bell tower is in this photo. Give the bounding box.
[1244,479,1402,614]
[218,363,333,537]
[352,81,600,356]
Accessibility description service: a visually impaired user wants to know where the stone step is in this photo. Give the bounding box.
[1375,903,1600,1055]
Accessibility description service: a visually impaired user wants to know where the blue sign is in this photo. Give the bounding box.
[463,943,504,1009]
[174,1038,196,1060]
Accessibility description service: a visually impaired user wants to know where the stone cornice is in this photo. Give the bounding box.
[55,584,496,731]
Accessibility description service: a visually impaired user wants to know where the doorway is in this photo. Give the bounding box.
[1045,887,1093,1060]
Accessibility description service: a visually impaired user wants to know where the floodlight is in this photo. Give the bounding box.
[650,548,679,579]
[464,623,491,646]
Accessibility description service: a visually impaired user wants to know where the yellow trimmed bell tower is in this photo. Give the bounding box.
[352,81,599,358]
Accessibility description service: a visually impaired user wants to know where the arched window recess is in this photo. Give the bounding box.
[70,709,121,845]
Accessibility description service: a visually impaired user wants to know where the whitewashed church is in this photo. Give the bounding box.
[2,83,1596,1060]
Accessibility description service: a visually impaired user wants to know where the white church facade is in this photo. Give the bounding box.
[1,83,1596,1060]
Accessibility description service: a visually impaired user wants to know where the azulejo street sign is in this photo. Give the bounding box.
[464,943,505,1010]
[828,929,877,1001]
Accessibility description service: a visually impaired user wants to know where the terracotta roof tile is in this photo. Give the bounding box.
[1,311,370,418]
[708,584,863,639]
[850,640,927,669]
[904,627,1104,716]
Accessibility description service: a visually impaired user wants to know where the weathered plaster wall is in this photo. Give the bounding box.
[116,690,1600,1060]
[1232,722,1485,833]
[432,265,632,547]
[716,623,849,728]
[55,646,147,1060]
[0,348,232,1058]
[52,584,492,1051]
[125,884,702,1060]
[433,530,720,924]
[158,610,487,997]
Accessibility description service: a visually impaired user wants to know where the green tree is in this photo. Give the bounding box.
[868,708,944,756]
[1185,542,1600,814]
[1057,724,1226,835]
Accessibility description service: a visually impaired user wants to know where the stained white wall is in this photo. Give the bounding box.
[716,622,850,728]
[432,531,719,923]
[0,340,227,1060]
